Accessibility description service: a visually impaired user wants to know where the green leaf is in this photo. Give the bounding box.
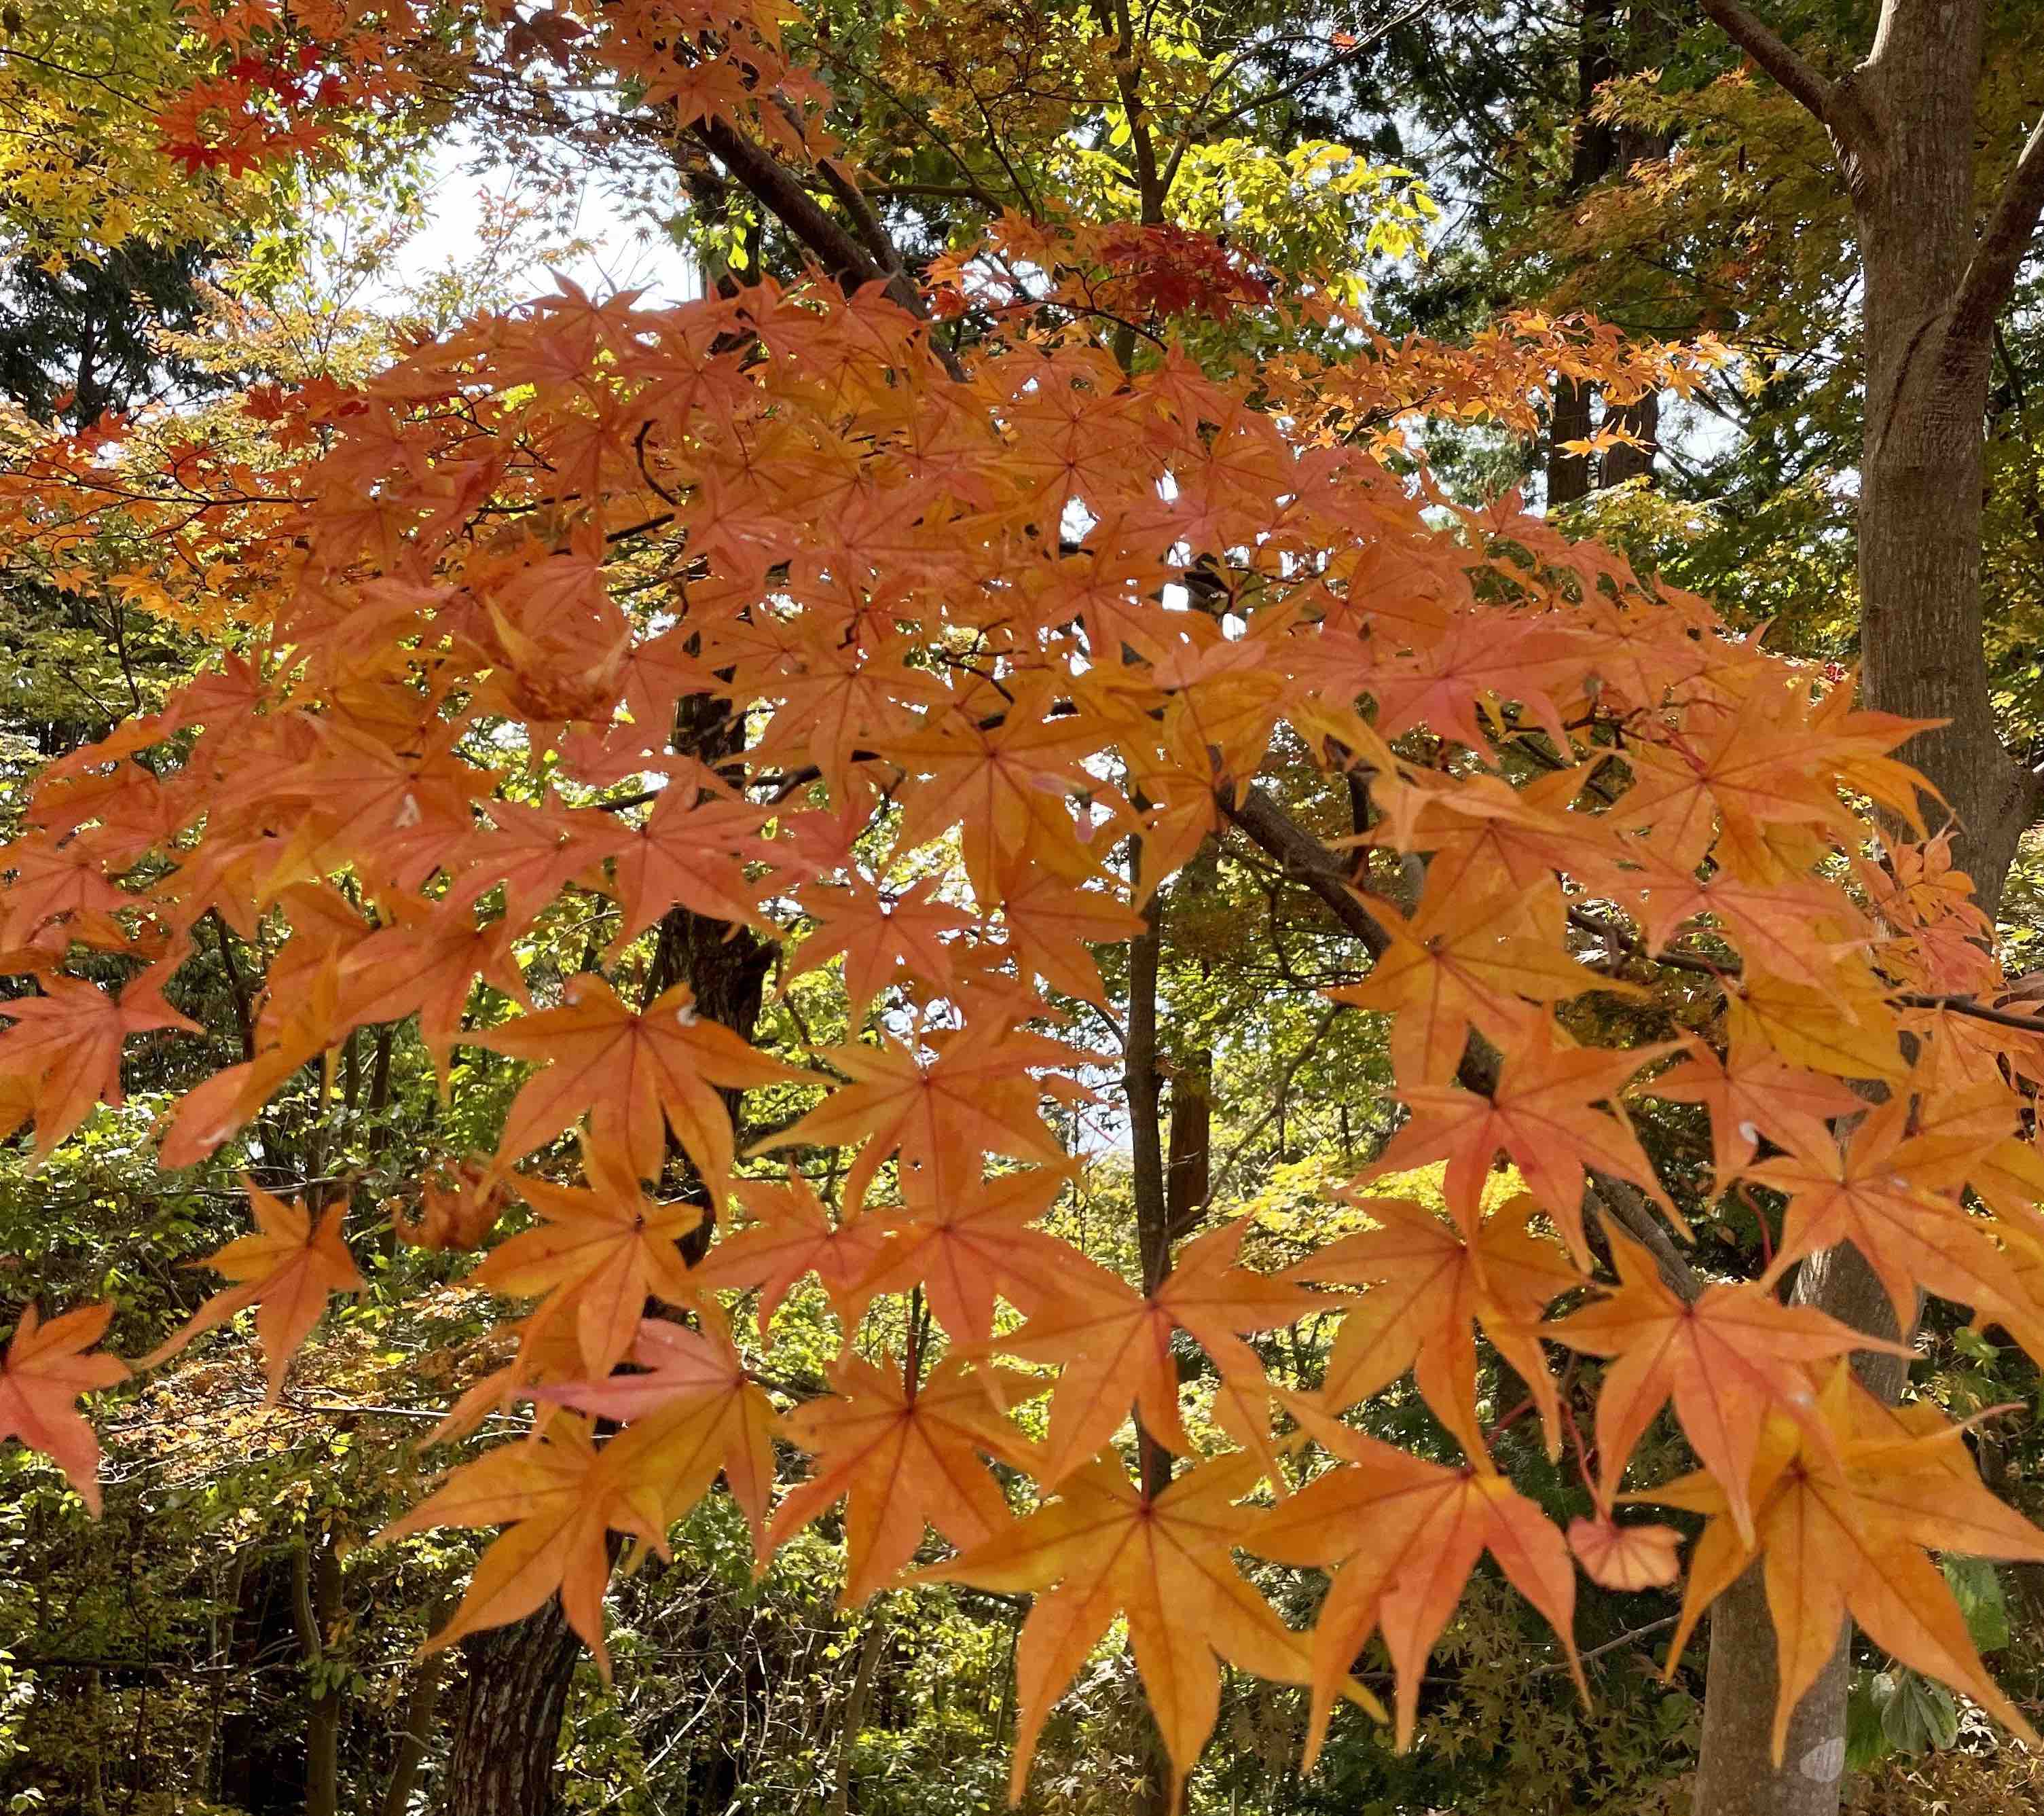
[1873,1669,1960,1754]
[1844,1671,1895,1773]
[1940,1553,2011,1652]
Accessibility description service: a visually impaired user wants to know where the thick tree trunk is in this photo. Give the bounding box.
[1696,1568,1851,1816]
[1693,1245,1909,1813]
[1687,0,2044,1804]
[442,1597,583,1816]
[1601,387,1659,487]
[1851,12,2034,910]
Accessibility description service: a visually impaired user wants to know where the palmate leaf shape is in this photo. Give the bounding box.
[1363,1018,1679,1263]
[1610,687,1897,871]
[477,975,802,1201]
[996,1217,1331,1485]
[915,1451,1382,1809]
[379,1415,659,1677]
[787,875,974,1011]
[469,1136,704,1377]
[333,905,532,1080]
[1642,1037,1861,1186]
[1752,1091,2031,1334]
[1252,1395,1584,1758]
[1628,850,1864,991]
[684,1170,892,1344]
[1327,888,1641,1083]
[988,865,1149,1008]
[0,1303,128,1515]
[851,1165,1077,1345]
[0,972,200,1157]
[445,796,632,935]
[881,678,1106,902]
[1285,1193,1580,1461]
[768,1353,1032,1605]
[535,1317,778,1550]
[604,791,772,956]
[144,1182,363,1400]
[1546,1228,1907,1544]
[1643,1366,2044,1762]
[762,1017,1084,1207]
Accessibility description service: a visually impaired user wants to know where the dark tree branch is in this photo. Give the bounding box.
[1696,0,1876,153]
[689,117,967,379]
[1220,785,1391,960]
[1950,113,2044,352]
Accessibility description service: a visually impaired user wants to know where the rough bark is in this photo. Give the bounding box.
[1685,4,2044,1805]
[441,1595,584,1816]
[1692,1245,1910,1814]
[1547,0,1618,510]
[1849,6,2037,909]
[1601,386,1660,488]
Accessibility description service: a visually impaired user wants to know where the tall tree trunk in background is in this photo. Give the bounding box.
[1547,0,1618,509]
[1849,10,2039,910]
[1690,3,2044,1811]
[443,695,771,1816]
[1601,20,1680,490]
[383,1599,452,1816]
[295,1532,344,1816]
[443,1597,584,1816]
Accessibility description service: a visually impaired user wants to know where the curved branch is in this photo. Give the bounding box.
[1950,113,2044,353]
[1697,0,1876,155]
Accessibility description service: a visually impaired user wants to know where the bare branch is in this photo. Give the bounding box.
[1220,785,1391,960]
[1696,0,1874,153]
[691,117,968,379]
[1950,113,2044,352]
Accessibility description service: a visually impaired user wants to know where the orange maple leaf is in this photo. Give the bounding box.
[1364,1019,1679,1261]
[479,976,801,1197]
[1753,1093,2028,1332]
[998,1218,1328,1484]
[536,1318,778,1550]
[143,1182,364,1400]
[0,1302,128,1514]
[1287,1193,1579,1460]
[788,875,973,1011]
[917,1451,1381,1807]
[1329,888,1640,1083]
[1253,1396,1582,1756]
[380,1417,656,1677]
[471,1136,704,1377]
[769,1352,1029,1603]
[1643,1038,1861,1186]
[761,1019,1081,1206]
[685,1170,891,1343]
[1644,1367,2044,1762]
[0,973,200,1157]
[1567,1514,1681,1590]
[1548,1227,1903,1543]
[851,1165,1076,1344]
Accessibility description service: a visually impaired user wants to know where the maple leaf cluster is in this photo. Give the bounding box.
[3,10,2044,1806]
